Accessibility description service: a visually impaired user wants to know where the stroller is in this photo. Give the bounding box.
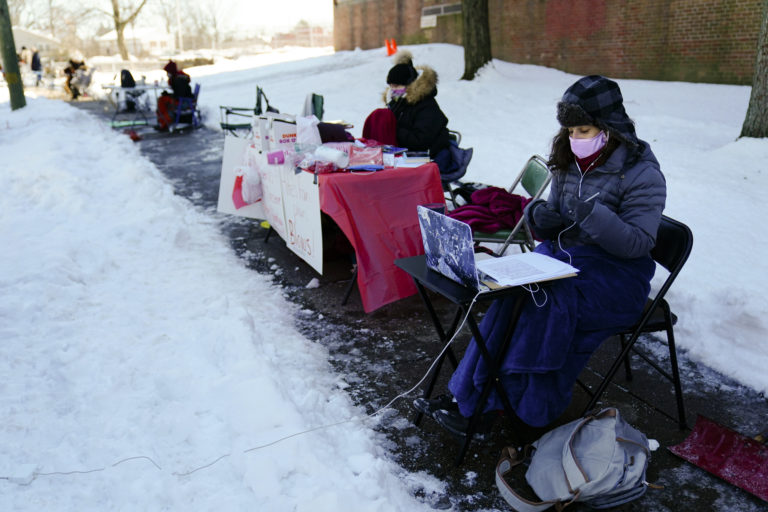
[66,63,93,100]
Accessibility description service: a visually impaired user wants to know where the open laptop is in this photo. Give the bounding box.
[416,205,578,290]
[417,205,486,290]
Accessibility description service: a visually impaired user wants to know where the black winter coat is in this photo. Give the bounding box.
[385,65,450,158]
[31,52,42,72]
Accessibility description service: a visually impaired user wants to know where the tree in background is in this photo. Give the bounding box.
[7,0,76,39]
[152,0,185,52]
[201,0,223,50]
[741,0,768,138]
[460,0,492,80]
[107,0,148,60]
[5,0,27,26]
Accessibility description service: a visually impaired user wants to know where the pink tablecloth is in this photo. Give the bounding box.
[319,163,444,312]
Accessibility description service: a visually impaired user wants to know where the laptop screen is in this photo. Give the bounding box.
[417,205,480,289]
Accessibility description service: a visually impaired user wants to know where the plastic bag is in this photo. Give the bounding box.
[348,145,383,167]
[297,115,322,148]
[314,161,339,174]
[235,143,263,205]
[314,145,350,168]
[238,164,263,204]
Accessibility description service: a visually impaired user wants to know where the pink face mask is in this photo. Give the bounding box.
[569,130,608,158]
[390,87,407,99]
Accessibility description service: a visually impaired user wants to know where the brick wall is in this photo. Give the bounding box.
[333,0,764,85]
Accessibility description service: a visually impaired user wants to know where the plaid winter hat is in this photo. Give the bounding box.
[557,75,638,146]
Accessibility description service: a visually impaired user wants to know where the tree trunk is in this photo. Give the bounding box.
[111,0,129,60]
[461,0,492,81]
[110,0,149,61]
[0,0,26,109]
[48,0,54,37]
[741,0,768,138]
[116,24,129,60]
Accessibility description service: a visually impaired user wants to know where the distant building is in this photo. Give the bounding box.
[271,25,333,48]
[96,27,174,57]
[334,0,763,85]
[12,27,61,56]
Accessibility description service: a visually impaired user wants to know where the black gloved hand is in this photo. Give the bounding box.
[566,197,595,223]
[532,202,562,229]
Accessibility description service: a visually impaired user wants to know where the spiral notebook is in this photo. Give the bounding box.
[416,206,578,290]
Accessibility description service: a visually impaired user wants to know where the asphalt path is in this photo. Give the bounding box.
[72,99,768,511]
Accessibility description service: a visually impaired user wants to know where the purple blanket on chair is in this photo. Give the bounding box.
[447,186,531,233]
[447,242,655,427]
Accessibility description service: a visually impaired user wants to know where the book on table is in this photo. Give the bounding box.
[476,251,578,288]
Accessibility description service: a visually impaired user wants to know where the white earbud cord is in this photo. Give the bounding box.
[15,289,490,483]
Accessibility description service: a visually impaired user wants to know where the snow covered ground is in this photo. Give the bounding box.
[2,44,767,510]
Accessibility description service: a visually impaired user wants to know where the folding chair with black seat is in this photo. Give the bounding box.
[578,215,693,429]
[170,83,202,132]
[473,154,552,255]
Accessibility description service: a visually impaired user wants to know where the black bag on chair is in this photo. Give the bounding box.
[452,181,490,205]
[120,69,136,88]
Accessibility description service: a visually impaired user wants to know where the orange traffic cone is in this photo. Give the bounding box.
[390,39,398,54]
[385,39,395,56]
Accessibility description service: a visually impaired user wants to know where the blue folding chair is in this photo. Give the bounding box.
[171,83,201,132]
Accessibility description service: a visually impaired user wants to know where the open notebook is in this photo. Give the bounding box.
[416,206,578,290]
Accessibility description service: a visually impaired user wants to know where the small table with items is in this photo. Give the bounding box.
[102,83,170,128]
[217,132,445,313]
[394,254,528,464]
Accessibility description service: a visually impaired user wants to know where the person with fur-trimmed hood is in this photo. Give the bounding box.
[384,51,451,169]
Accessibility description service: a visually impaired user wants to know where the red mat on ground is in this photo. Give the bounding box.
[668,415,768,502]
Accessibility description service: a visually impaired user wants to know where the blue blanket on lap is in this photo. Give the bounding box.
[448,241,655,427]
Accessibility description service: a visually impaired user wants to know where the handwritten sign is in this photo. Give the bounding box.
[280,164,323,273]
[216,134,323,274]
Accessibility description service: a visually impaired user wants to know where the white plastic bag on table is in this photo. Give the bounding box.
[297,115,322,148]
[314,145,350,169]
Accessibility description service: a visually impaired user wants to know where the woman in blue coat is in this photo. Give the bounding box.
[415,75,667,434]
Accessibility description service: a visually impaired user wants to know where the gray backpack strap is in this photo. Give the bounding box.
[495,447,563,512]
[560,410,617,491]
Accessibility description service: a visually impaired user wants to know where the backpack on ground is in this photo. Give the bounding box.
[495,408,651,511]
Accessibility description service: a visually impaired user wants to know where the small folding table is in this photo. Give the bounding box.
[394,254,528,465]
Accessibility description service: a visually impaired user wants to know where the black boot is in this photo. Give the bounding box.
[412,394,458,417]
[433,408,498,437]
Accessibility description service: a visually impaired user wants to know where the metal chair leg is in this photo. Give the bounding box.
[620,334,633,380]
[341,267,357,306]
[454,295,525,465]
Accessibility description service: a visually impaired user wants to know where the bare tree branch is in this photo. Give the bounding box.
[108,0,150,60]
